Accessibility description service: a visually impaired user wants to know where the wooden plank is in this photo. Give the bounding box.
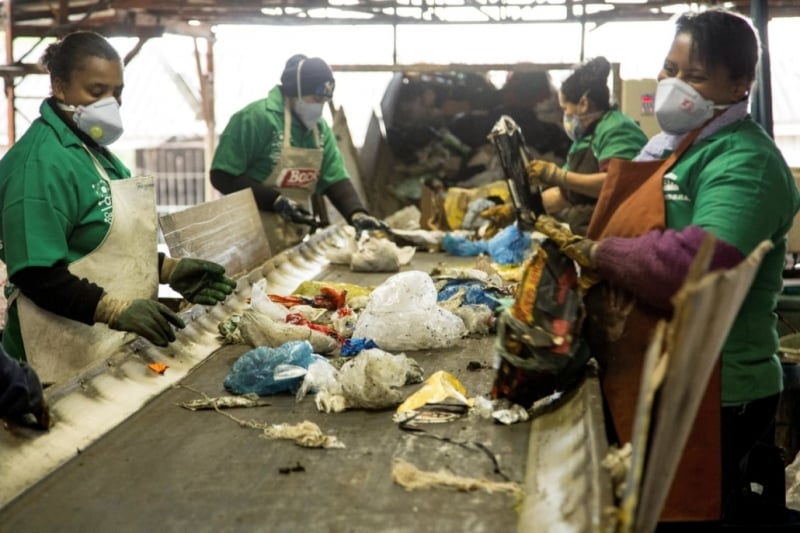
[158,188,270,277]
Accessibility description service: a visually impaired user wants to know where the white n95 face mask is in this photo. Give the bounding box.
[59,96,124,146]
[562,114,582,141]
[293,100,324,130]
[654,77,729,135]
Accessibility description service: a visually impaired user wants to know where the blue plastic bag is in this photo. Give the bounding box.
[437,280,502,310]
[341,338,379,357]
[487,224,531,265]
[442,233,489,257]
[223,341,325,396]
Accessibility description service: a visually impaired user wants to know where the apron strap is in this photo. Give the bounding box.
[650,127,704,179]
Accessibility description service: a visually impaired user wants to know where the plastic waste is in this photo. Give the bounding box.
[314,349,423,412]
[437,280,501,310]
[393,370,472,424]
[223,340,326,396]
[352,271,467,351]
[341,338,379,357]
[486,224,532,264]
[237,308,338,354]
[296,358,340,402]
[442,233,488,257]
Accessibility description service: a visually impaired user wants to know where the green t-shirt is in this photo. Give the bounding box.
[664,117,800,404]
[211,86,349,193]
[564,108,648,171]
[0,99,130,360]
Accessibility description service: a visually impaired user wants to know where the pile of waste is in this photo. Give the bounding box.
[381,69,571,208]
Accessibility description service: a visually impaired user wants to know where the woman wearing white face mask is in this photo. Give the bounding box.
[210,54,387,255]
[0,31,236,386]
[539,8,799,526]
[525,56,648,234]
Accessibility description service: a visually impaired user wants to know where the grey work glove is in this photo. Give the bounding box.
[161,256,236,305]
[273,195,319,227]
[94,294,186,347]
[350,212,390,234]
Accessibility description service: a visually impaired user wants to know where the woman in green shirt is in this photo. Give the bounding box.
[210,54,387,255]
[548,9,799,525]
[0,31,235,385]
[526,56,648,234]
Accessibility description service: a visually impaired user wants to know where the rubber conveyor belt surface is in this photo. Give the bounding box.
[0,230,531,533]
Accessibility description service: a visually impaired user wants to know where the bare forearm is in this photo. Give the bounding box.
[562,171,607,198]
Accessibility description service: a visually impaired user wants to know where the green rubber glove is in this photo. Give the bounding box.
[162,257,237,305]
[95,295,186,347]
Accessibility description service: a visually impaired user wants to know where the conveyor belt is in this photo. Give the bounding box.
[0,225,611,532]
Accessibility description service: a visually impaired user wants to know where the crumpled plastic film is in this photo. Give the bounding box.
[352,271,466,351]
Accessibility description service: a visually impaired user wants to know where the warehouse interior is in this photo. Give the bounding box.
[1,1,800,532]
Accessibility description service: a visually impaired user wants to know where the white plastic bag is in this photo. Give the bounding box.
[314,348,423,412]
[250,279,289,321]
[352,271,466,351]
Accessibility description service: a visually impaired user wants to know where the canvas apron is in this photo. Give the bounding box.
[557,137,600,235]
[259,105,323,255]
[585,128,722,522]
[14,149,158,385]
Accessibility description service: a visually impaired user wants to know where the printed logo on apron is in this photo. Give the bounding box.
[259,103,325,254]
[277,168,319,188]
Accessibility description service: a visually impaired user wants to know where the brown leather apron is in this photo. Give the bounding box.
[556,124,601,235]
[586,128,722,522]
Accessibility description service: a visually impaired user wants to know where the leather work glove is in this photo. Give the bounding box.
[273,195,319,227]
[0,353,52,430]
[534,215,596,269]
[479,202,515,238]
[94,295,186,347]
[350,212,390,234]
[527,159,568,187]
[161,257,237,305]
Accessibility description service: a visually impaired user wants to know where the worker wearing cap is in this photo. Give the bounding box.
[210,54,387,255]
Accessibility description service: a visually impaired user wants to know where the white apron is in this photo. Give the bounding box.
[260,105,323,255]
[16,149,158,385]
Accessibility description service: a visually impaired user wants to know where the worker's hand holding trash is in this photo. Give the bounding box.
[526,159,567,187]
[273,195,319,227]
[534,215,597,269]
[350,212,390,235]
[161,257,237,305]
[479,202,515,238]
[94,295,186,347]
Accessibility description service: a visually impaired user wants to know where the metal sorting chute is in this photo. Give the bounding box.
[487,114,544,231]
